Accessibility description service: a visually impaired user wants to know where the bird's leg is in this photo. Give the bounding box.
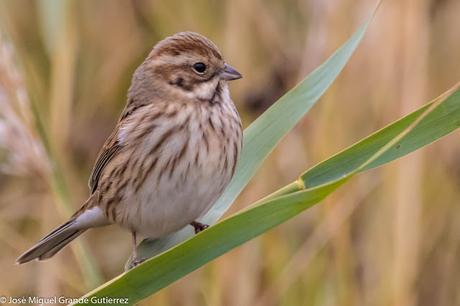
[190,221,209,234]
[132,231,138,258]
[131,231,145,267]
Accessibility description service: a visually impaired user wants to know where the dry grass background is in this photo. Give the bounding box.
[0,0,459,305]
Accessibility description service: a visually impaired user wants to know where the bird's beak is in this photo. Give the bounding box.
[221,63,242,81]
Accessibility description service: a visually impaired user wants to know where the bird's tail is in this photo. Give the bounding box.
[16,219,86,264]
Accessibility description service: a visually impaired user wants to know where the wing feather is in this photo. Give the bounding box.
[88,102,148,193]
[88,140,121,193]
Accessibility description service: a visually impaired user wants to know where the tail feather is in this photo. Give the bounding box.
[16,194,107,264]
[38,229,86,260]
[16,219,85,264]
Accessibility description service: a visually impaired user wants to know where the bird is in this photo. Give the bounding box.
[16,32,243,265]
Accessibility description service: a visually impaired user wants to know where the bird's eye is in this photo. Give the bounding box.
[192,62,207,74]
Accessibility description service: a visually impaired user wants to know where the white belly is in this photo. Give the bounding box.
[132,160,228,238]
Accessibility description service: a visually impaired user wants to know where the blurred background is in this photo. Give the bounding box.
[0,0,459,305]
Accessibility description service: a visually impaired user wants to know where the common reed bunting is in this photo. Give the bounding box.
[17,32,243,265]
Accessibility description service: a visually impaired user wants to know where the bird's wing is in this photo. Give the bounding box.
[88,136,122,193]
[88,102,148,193]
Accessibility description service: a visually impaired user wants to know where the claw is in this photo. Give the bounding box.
[131,257,146,267]
[190,221,209,234]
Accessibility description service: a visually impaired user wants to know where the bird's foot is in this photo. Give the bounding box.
[131,257,146,267]
[190,221,209,234]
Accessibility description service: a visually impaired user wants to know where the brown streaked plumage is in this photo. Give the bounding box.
[17,32,243,265]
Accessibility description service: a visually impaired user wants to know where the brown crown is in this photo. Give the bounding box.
[151,32,223,60]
